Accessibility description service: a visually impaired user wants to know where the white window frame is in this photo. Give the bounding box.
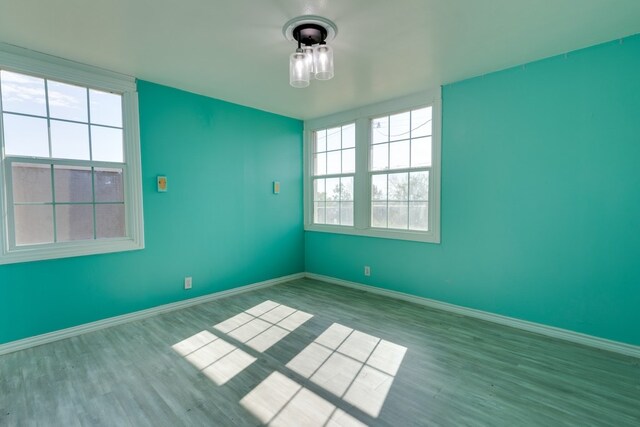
[0,43,144,264]
[310,123,356,227]
[304,88,441,243]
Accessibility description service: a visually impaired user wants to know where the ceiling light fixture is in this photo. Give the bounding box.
[283,16,338,88]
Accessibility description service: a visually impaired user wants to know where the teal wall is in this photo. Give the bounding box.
[3,37,639,348]
[306,35,640,346]
[0,81,304,345]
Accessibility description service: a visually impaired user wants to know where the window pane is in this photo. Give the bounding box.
[313,178,326,201]
[325,178,340,201]
[12,163,52,203]
[340,202,353,226]
[389,111,410,142]
[411,107,432,138]
[409,202,428,231]
[56,204,94,242]
[314,153,326,176]
[96,204,125,238]
[371,143,388,171]
[326,150,341,175]
[50,120,90,160]
[326,127,341,151]
[342,148,355,173]
[47,80,88,122]
[3,113,49,157]
[14,205,54,245]
[388,202,408,229]
[325,201,339,225]
[315,130,326,152]
[388,173,408,201]
[91,126,123,162]
[95,168,124,202]
[54,166,92,203]
[372,116,388,144]
[89,89,122,127]
[342,123,355,148]
[411,137,431,167]
[371,201,387,228]
[389,140,410,170]
[314,201,325,224]
[340,176,354,201]
[1,70,47,116]
[371,174,387,201]
[409,171,429,201]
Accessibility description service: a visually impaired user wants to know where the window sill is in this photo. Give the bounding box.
[0,238,144,265]
[304,223,440,243]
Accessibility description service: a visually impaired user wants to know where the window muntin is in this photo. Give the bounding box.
[312,124,355,226]
[370,107,432,231]
[0,45,144,264]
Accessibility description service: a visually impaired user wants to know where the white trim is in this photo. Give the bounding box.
[429,98,442,243]
[122,91,145,251]
[0,42,135,92]
[304,225,439,243]
[0,273,305,356]
[354,118,369,229]
[0,44,144,264]
[305,89,441,131]
[304,273,640,359]
[3,271,638,359]
[0,238,143,265]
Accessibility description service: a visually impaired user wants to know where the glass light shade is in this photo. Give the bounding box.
[290,50,310,88]
[314,44,334,80]
[303,46,315,76]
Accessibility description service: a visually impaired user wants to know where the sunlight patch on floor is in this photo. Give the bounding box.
[172,331,256,385]
[172,300,312,386]
[172,330,217,357]
[213,300,313,352]
[174,303,405,424]
[202,348,257,385]
[240,371,366,427]
[286,323,407,417]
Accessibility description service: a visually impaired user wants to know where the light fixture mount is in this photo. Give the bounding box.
[293,23,327,46]
[282,15,338,44]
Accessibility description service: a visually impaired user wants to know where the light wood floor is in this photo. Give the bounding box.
[1,278,639,426]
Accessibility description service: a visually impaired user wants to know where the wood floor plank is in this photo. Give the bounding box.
[1,278,638,426]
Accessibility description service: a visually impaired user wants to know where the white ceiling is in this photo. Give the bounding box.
[1,0,640,120]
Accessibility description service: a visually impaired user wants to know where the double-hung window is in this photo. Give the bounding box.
[312,123,355,226]
[304,89,441,243]
[0,44,144,264]
[370,107,432,231]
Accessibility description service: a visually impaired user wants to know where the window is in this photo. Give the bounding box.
[370,107,431,231]
[312,124,355,226]
[0,45,144,264]
[304,90,441,243]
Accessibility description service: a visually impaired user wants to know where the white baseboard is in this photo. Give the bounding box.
[305,273,640,359]
[0,272,305,356]
[4,271,638,359]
